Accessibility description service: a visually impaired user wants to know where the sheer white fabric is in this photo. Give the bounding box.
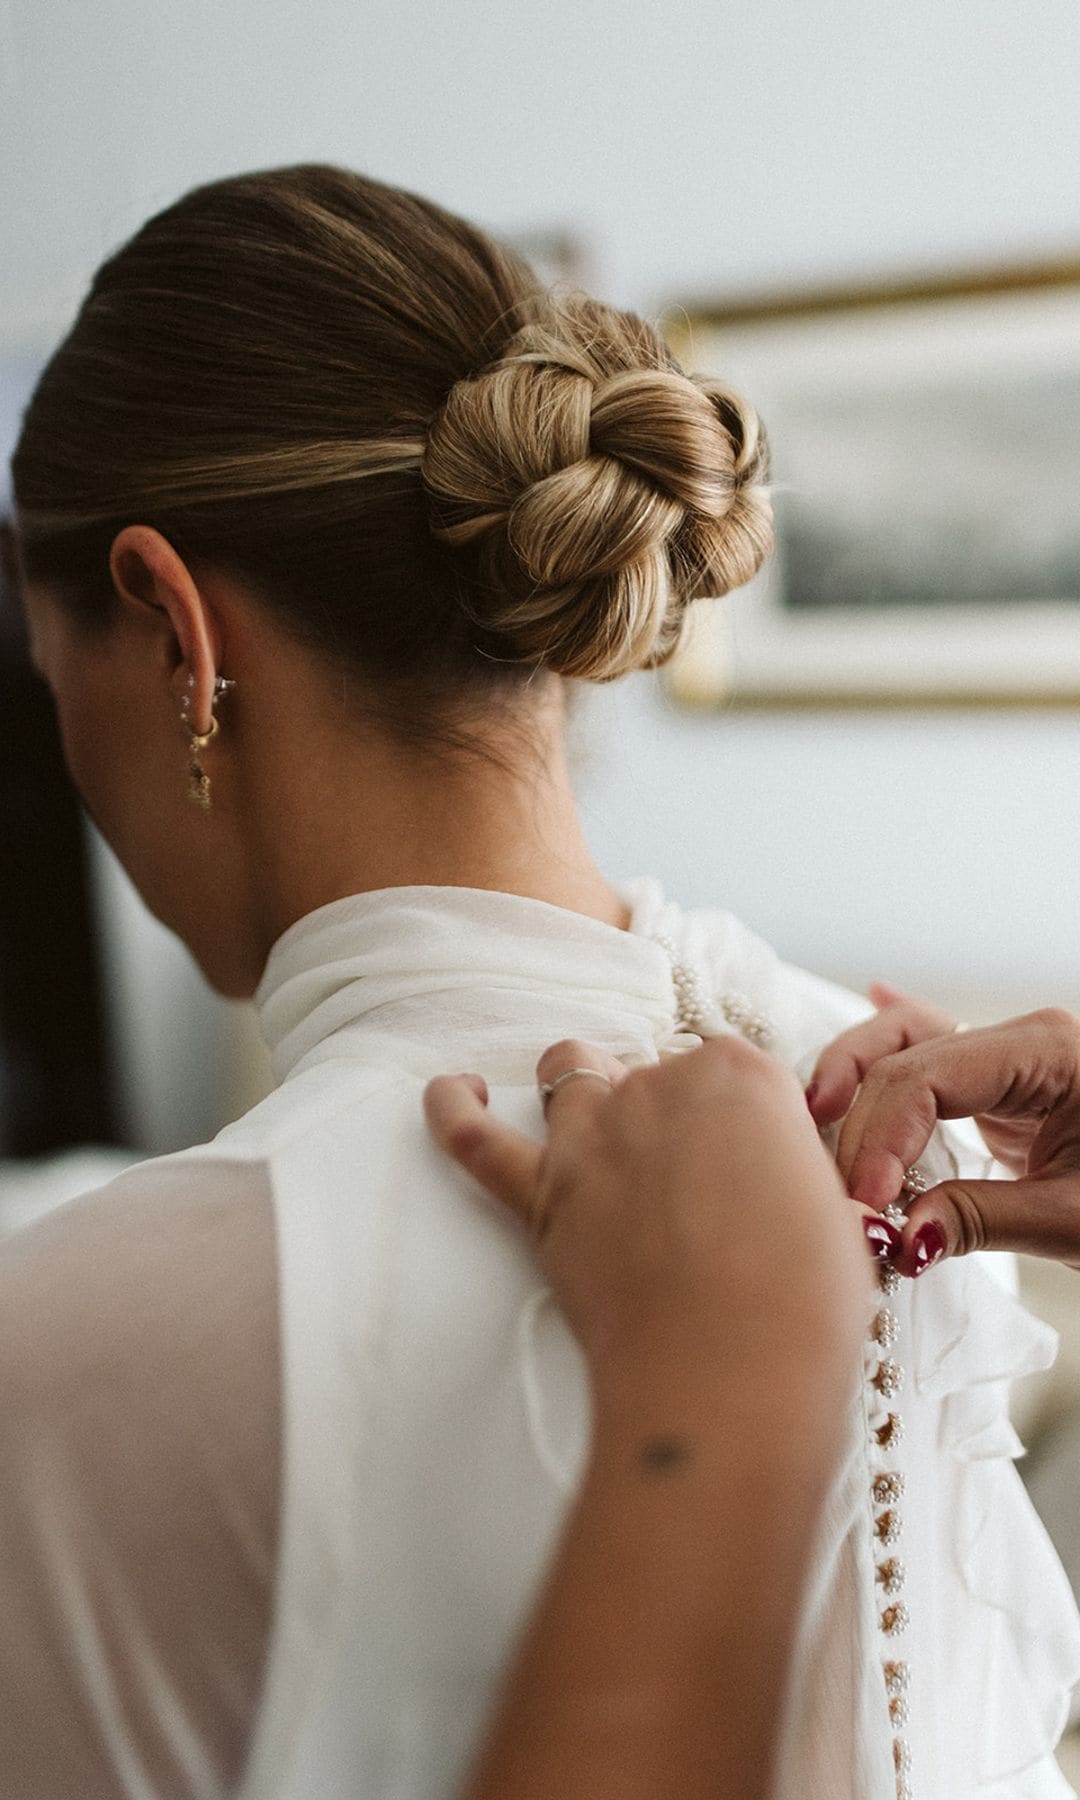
[0,1156,279,1799]
[0,881,1077,1799]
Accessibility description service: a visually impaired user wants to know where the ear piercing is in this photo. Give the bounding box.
[180,674,235,716]
[181,673,235,809]
[186,716,218,808]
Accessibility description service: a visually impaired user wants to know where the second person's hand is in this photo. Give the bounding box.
[810,999,1080,1274]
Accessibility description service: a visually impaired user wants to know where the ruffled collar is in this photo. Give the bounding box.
[255,880,683,1085]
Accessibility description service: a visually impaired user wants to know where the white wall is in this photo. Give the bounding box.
[4,0,1080,1141]
[576,682,1080,1015]
[5,0,1080,342]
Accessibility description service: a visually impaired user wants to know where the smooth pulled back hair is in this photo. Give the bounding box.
[13,164,772,714]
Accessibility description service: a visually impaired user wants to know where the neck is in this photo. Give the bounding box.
[233,672,628,967]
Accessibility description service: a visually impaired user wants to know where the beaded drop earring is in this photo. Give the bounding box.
[179,674,236,809]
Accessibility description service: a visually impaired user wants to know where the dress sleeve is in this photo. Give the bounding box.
[0,1155,281,1800]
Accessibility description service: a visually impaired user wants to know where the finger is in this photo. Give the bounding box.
[836,1075,942,1212]
[898,1173,1080,1273]
[867,980,908,1009]
[458,1073,490,1103]
[535,1039,629,1124]
[858,1203,904,1264]
[808,995,957,1127]
[424,1075,542,1218]
[838,1021,1080,1209]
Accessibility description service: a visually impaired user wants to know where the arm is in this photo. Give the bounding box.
[427,1037,871,1800]
[463,1369,842,1800]
[0,1158,280,1799]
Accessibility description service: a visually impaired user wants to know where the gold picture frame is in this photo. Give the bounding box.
[663,259,1080,710]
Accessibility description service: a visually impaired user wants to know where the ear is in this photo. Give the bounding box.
[109,525,223,734]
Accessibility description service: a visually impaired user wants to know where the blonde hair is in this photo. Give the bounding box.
[424,299,770,680]
[14,165,771,718]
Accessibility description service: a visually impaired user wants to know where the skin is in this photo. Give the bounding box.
[808,987,1080,1273]
[427,1038,871,1800]
[20,525,628,997]
[18,521,872,1797]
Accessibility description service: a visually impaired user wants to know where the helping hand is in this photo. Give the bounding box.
[808,993,1080,1274]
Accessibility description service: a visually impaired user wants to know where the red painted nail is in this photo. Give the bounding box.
[911,1220,947,1276]
[805,1082,819,1111]
[863,1215,903,1262]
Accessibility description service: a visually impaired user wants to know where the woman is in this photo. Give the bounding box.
[7,163,1078,1799]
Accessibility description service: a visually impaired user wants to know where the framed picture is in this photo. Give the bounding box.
[663,261,1080,708]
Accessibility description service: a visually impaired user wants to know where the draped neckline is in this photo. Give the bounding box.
[254,880,682,1085]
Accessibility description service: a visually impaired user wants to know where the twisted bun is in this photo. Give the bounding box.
[422,298,772,681]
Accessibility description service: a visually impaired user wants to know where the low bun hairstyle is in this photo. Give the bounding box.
[13,164,771,726]
[423,301,771,681]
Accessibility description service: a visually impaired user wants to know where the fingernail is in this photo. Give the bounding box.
[805,1082,819,1112]
[911,1221,947,1276]
[863,1215,903,1262]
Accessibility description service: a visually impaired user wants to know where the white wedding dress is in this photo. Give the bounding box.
[0,882,1077,1800]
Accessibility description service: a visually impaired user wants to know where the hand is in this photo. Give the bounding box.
[432,1038,875,1800]
[426,1036,871,1411]
[812,999,1080,1274]
[808,983,1031,1173]
[806,982,958,1127]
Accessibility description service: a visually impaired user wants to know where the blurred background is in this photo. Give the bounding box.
[5,0,1080,1159]
[2,0,1080,1766]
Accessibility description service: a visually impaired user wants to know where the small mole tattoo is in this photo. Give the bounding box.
[639,1434,693,1475]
